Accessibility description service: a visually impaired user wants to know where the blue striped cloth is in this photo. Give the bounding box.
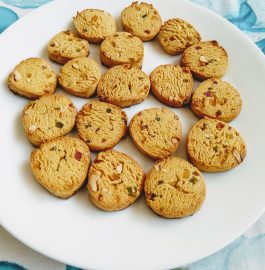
[0,1,265,269]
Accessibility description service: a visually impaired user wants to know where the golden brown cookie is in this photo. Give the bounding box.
[73,9,117,44]
[180,40,228,81]
[8,58,57,99]
[30,136,90,199]
[22,94,77,146]
[129,108,182,160]
[100,32,144,68]
[150,64,193,107]
[48,30,89,64]
[191,79,242,122]
[87,150,145,211]
[145,157,206,218]
[186,118,247,172]
[121,2,162,41]
[76,101,127,152]
[158,18,201,55]
[97,64,150,108]
[58,57,101,98]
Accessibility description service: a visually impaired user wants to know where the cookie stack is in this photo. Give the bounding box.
[7,1,246,219]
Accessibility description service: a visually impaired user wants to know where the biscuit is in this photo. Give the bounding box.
[129,108,182,160]
[145,157,206,218]
[76,101,127,152]
[150,64,193,107]
[186,118,247,172]
[8,58,57,99]
[48,30,89,64]
[73,9,117,44]
[22,94,77,146]
[180,40,228,81]
[158,18,201,55]
[97,64,150,108]
[100,32,144,68]
[30,136,90,199]
[87,150,145,211]
[121,2,162,41]
[191,79,242,122]
[58,57,101,98]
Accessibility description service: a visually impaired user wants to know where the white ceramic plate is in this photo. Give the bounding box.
[0,0,265,269]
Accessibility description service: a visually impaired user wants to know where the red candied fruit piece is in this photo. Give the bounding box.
[216,122,225,130]
[204,91,212,97]
[74,151,82,161]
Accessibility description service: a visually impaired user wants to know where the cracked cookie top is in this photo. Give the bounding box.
[88,149,145,211]
[186,118,247,172]
[30,136,90,199]
[58,57,101,98]
[73,9,117,44]
[191,78,242,122]
[76,101,128,152]
[129,107,182,160]
[121,1,162,41]
[22,94,77,146]
[145,156,206,218]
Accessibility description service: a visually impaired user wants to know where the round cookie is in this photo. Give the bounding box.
[97,64,150,108]
[150,64,193,107]
[129,108,182,160]
[48,30,89,64]
[22,94,77,146]
[73,9,117,44]
[58,57,101,98]
[158,18,201,55]
[100,32,144,68]
[8,58,57,99]
[121,2,162,41]
[180,40,228,81]
[186,118,247,172]
[191,79,242,122]
[145,157,206,218]
[76,101,127,152]
[30,136,90,199]
[87,150,145,211]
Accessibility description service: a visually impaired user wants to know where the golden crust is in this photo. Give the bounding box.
[87,150,145,211]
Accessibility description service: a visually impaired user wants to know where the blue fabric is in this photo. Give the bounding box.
[0,262,27,270]
[1,0,52,9]
[192,0,265,53]
[0,6,18,33]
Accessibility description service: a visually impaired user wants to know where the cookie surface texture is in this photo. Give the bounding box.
[48,30,89,64]
[191,79,242,122]
[100,32,144,68]
[121,2,162,41]
[180,40,228,81]
[186,118,247,172]
[158,18,201,55]
[76,101,127,152]
[30,137,90,199]
[73,9,117,44]
[74,9,117,44]
[129,108,182,160]
[145,157,206,218]
[58,57,101,98]
[88,150,145,211]
[22,94,77,146]
[150,64,193,107]
[97,64,150,108]
[8,57,57,99]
